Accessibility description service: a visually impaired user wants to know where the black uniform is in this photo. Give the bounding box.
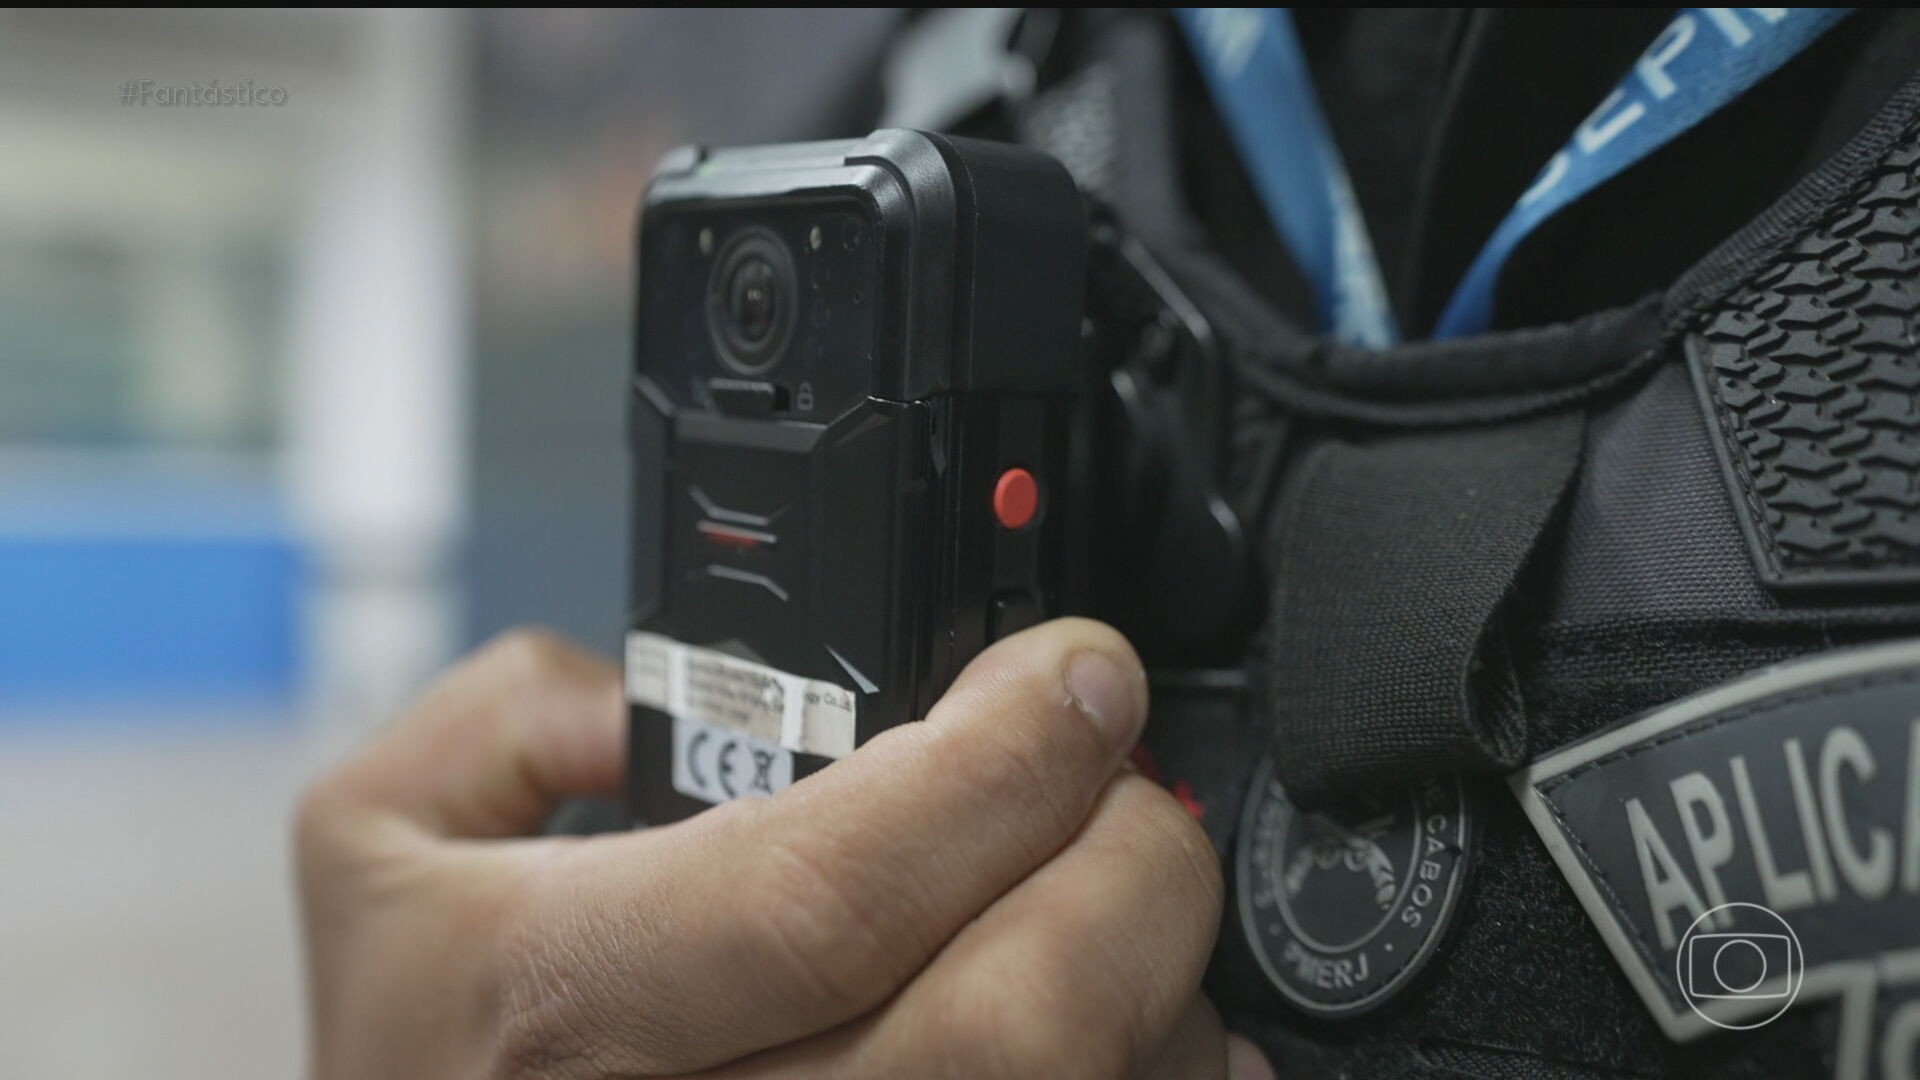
[909,10,1920,1079]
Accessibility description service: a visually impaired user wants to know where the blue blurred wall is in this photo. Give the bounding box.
[0,473,302,718]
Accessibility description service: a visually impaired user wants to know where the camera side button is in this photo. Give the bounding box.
[988,590,1040,642]
[992,467,1040,530]
[708,378,786,417]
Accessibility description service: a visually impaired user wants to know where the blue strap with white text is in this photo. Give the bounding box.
[1180,8,1852,343]
[1176,8,1398,348]
[1434,7,1852,337]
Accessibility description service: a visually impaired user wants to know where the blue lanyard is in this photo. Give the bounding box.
[1176,8,1399,347]
[1178,8,1853,344]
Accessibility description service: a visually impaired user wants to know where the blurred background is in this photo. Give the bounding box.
[0,10,895,1077]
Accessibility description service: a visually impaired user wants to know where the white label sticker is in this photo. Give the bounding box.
[672,715,794,805]
[625,631,858,758]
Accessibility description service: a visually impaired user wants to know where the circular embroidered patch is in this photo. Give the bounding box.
[1235,756,1473,1018]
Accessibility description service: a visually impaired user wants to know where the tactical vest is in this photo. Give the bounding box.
[919,10,1920,1080]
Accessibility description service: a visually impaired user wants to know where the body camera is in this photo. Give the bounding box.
[627,130,1086,824]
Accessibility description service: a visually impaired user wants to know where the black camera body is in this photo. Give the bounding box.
[627,131,1087,823]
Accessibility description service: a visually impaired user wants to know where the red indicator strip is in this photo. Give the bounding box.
[1129,745,1205,821]
[697,521,777,550]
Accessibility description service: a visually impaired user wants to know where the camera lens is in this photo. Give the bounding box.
[725,256,778,345]
[707,227,797,375]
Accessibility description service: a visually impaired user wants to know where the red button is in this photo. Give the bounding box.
[992,467,1040,530]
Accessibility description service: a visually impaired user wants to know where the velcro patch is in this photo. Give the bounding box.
[1513,639,1920,1077]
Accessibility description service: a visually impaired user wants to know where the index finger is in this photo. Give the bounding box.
[499,617,1149,1075]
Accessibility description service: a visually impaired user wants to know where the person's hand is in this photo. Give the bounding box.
[297,618,1274,1079]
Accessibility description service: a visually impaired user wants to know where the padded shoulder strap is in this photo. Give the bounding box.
[1257,411,1584,807]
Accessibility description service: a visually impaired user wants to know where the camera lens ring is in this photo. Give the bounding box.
[707,227,798,376]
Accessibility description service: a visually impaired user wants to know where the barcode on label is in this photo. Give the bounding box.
[625,631,857,758]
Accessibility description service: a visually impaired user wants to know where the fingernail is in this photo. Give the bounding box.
[1065,650,1143,753]
[1225,1034,1275,1080]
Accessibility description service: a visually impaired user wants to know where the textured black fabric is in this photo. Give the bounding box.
[1214,78,1920,1072]
[1008,12,1920,1080]
[1074,15,1195,253]
[1668,71,1920,329]
[1549,363,1779,625]
[985,16,1920,1079]
[1212,774,1841,1080]
[1259,412,1583,806]
[1687,127,1920,590]
[1544,365,1920,640]
[1213,283,1666,426]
